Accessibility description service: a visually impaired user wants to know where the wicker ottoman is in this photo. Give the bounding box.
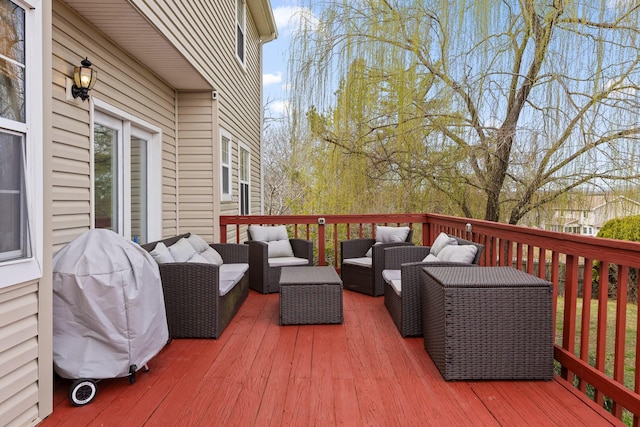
[422,266,553,381]
[279,266,343,325]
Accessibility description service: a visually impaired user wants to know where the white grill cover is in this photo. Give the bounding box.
[53,229,168,380]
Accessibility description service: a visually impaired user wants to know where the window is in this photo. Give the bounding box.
[93,104,162,244]
[0,0,43,288]
[220,131,232,201]
[236,0,245,64]
[239,146,250,215]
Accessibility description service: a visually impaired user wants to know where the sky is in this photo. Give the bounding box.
[262,0,314,120]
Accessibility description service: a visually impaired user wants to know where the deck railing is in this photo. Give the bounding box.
[220,213,640,425]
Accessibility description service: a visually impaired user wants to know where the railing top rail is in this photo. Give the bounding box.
[220,213,430,226]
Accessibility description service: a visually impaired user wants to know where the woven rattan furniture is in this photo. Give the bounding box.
[421,266,554,381]
[279,266,343,325]
[340,229,413,297]
[142,234,249,339]
[382,237,484,337]
[247,227,313,294]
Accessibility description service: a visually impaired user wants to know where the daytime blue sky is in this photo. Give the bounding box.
[262,0,315,119]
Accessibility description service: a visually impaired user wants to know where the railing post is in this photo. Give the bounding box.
[318,220,326,266]
[220,224,227,243]
[562,254,578,382]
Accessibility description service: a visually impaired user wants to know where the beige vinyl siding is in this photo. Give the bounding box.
[176,91,217,242]
[133,0,265,221]
[52,0,178,250]
[0,282,39,426]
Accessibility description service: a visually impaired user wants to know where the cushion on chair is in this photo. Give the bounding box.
[342,257,372,268]
[187,253,210,263]
[438,244,478,263]
[422,253,440,263]
[382,269,401,283]
[150,242,175,264]
[249,225,288,242]
[365,226,411,256]
[430,232,458,257]
[168,237,197,262]
[200,247,224,265]
[376,226,411,243]
[267,239,295,257]
[268,257,310,267]
[219,263,249,296]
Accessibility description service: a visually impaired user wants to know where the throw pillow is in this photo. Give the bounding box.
[187,234,210,253]
[201,247,224,265]
[168,237,197,262]
[430,232,458,257]
[422,253,440,263]
[267,239,295,257]
[187,253,210,263]
[438,244,478,264]
[249,225,289,242]
[150,242,175,264]
[365,242,382,257]
[375,226,411,243]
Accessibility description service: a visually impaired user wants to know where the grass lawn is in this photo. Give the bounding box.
[555,296,638,425]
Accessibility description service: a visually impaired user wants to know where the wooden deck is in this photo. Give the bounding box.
[41,290,623,426]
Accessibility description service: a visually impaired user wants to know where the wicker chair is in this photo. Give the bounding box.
[340,228,414,297]
[141,233,250,339]
[382,236,484,337]
[246,226,313,294]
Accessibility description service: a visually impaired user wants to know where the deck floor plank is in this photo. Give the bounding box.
[42,290,623,426]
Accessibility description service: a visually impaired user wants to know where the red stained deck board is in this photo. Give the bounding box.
[42,290,620,427]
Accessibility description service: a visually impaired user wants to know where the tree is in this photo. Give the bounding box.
[289,0,640,223]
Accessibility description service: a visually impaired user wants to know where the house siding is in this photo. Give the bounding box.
[0,283,39,426]
[0,1,270,423]
[176,91,218,241]
[133,0,265,227]
[52,0,179,251]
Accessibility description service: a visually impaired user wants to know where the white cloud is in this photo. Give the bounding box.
[266,100,290,118]
[263,71,283,86]
[273,6,318,35]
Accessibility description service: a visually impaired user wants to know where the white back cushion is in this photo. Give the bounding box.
[438,244,478,264]
[249,225,289,242]
[376,226,411,243]
[267,239,295,257]
[430,232,458,257]
[168,237,197,262]
[150,242,175,264]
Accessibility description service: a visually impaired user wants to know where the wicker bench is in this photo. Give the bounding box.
[279,266,343,325]
[141,234,249,339]
[422,266,554,381]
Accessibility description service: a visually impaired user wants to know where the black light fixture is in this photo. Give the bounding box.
[71,58,97,101]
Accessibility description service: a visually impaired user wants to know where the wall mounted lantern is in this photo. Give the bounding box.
[71,58,97,101]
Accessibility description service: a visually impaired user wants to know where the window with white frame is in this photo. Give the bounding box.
[239,145,250,215]
[236,0,246,65]
[0,0,43,288]
[93,104,162,244]
[220,131,232,201]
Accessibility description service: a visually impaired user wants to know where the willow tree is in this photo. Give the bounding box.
[289,0,640,223]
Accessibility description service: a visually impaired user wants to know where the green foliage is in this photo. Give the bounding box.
[288,0,640,223]
[597,215,640,242]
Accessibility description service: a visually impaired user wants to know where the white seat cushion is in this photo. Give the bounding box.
[342,257,372,268]
[382,269,401,283]
[389,279,402,296]
[268,256,309,267]
[219,263,249,296]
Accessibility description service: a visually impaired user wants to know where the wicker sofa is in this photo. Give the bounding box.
[340,226,413,297]
[246,225,313,294]
[382,234,484,337]
[141,233,250,339]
